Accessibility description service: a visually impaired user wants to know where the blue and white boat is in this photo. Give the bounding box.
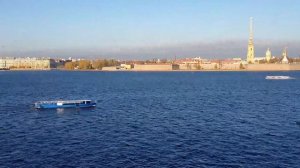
[34,100,96,109]
[265,76,294,80]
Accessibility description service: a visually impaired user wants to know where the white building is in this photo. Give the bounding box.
[254,57,265,62]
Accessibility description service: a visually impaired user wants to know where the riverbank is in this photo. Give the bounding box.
[2,68,300,72]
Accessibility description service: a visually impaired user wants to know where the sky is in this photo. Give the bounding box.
[0,0,300,59]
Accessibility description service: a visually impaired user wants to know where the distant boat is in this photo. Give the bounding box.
[34,100,96,109]
[265,76,294,80]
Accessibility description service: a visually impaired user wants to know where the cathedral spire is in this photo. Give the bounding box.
[249,17,253,42]
[247,17,255,63]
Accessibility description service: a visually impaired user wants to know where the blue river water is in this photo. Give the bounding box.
[0,71,300,167]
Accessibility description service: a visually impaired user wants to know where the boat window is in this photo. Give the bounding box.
[63,103,75,105]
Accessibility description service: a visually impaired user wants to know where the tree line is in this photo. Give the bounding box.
[64,59,119,70]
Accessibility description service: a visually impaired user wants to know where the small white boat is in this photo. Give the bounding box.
[265,76,294,80]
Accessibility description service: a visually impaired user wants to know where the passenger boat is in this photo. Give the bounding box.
[34,100,96,109]
[265,76,294,80]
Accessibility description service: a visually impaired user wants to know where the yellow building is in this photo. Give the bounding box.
[0,57,51,69]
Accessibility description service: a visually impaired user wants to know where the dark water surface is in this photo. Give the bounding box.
[0,71,300,167]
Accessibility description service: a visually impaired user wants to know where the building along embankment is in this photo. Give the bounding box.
[0,57,51,70]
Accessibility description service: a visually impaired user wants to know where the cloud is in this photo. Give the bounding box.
[1,39,300,60]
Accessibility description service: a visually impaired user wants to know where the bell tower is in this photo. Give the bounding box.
[282,47,289,64]
[266,48,272,63]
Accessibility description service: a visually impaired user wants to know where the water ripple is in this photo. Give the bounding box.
[1,71,300,167]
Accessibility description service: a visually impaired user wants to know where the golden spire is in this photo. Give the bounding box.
[249,17,253,43]
[247,17,255,63]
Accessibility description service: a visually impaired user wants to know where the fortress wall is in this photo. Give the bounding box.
[201,63,219,70]
[102,66,117,71]
[246,64,300,71]
[179,64,196,70]
[179,64,186,70]
[172,64,180,70]
[179,63,219,70]
[289,64,300,70]
[133,64,175,71]
[221,64,240,70]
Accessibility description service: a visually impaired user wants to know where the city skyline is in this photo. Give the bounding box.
[1,0,300,59]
